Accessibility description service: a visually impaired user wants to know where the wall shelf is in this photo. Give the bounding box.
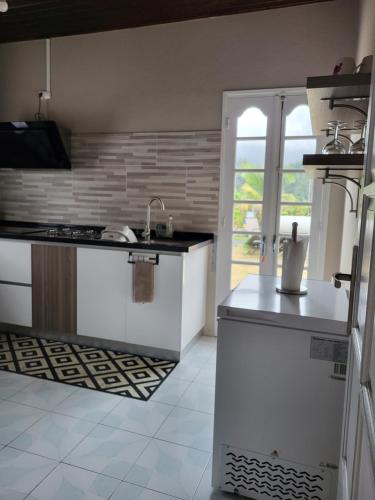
[303,154,364,181]
[307,73,371,134]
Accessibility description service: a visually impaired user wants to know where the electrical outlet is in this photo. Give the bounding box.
[39,90,51,100]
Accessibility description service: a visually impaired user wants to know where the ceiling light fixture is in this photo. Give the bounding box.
[0,1,8,13]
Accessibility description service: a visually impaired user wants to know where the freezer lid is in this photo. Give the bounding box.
[218,275,348,336]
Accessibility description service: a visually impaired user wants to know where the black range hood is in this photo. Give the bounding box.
[0,121,71,169]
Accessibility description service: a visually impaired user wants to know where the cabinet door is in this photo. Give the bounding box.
[125,254,183,352]
[0,283,32,327]
[339,344,361,499]
[0,240,31,284]
[32,245,77,334]
[351,406,375,500]
[77,248,128,342]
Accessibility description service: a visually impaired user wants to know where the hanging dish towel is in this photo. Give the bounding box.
[133,261,154,303]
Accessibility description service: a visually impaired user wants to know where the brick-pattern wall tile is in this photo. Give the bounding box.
[0,130,221,233]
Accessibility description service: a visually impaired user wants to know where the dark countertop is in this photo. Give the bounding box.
[0,221,214,253]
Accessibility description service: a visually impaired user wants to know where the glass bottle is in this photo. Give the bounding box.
[166,215,174,238]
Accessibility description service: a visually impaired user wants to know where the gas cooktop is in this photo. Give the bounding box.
[32,226,102,240]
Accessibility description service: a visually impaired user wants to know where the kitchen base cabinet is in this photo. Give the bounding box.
[0,234,211,355]
[77,245,209,357]
[0,240,31,284]
[0,283,32,327]
[77,248,127,343]
[32,245,77,334]
[125,254,183,352]
[0,240,32,327]
[124,246,209,353]
[180,247,208,350]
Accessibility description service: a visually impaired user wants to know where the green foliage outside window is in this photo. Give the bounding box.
[234,160,311,227]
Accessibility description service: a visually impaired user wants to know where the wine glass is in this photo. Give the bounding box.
[322,121,348,154]
[350,120,367,154]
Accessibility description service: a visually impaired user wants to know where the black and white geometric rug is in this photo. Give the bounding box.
[0,332,177,400]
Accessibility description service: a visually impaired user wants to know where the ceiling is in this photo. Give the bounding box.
[0,0,332,43]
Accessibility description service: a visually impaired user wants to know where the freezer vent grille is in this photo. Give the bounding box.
[221,446,331,500]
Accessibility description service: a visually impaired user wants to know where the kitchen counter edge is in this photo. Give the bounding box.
[0,231,214,253]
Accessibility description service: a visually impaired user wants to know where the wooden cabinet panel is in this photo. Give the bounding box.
[32,245,77,334]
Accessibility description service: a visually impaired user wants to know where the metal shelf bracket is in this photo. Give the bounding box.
[322,168,362,188]
[322,171,360,217]
[321,96,368,118]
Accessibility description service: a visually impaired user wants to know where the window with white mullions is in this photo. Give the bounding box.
[216,89,327,296]
[274,96,317,277]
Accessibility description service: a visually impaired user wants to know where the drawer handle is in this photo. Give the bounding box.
[127,252,159,265]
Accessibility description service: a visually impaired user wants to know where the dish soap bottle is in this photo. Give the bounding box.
[166,215,174,238]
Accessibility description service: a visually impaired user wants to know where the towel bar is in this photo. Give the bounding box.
[128,252,159,265]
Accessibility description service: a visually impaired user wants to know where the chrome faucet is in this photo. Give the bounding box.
[142,197,165,241]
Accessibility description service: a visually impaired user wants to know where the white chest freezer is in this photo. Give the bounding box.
[212,276,348,500]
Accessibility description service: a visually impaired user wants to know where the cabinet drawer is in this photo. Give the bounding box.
[0,240,31,284]
[0,283,32,327]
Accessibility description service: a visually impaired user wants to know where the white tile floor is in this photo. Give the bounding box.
[0,336,231,500]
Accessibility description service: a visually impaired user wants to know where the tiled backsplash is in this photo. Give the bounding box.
[0,131,221,232]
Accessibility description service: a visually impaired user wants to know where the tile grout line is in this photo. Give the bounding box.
[24,459,60,500]
[1,407,47,448]
[191,453,214,500]
[115,477,184,500]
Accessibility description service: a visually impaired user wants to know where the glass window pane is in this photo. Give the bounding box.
[233,203,263,231]
[237,107,267,138]
[281,172,313,203]
[231,263,259,289]
[279,207,312,236]
[283,139,316,169]
[234,172,264,201]
[285,105,313,136]
[235,140,266,169]
[232,234,262,263]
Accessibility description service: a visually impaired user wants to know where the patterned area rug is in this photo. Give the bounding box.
[0,332,177,400]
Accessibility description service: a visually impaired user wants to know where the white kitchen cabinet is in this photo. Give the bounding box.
[125,253,183,352]
[0,240,31,284]
[0,283,32,327]
[77,248,129,342]
[180,247,208,349]
[0,240,32,327]
[77,245,209,355]
[125,246,209,353]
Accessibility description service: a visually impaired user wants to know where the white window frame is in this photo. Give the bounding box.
[215,88,330,310]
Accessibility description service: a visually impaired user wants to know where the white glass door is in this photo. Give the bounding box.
[231,97,278,287]
[275,95,317,278]
[216,89,326,301]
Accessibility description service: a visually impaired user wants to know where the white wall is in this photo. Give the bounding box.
[339,0,375,274]
[357,0,375,61]
[0,0,359,132]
